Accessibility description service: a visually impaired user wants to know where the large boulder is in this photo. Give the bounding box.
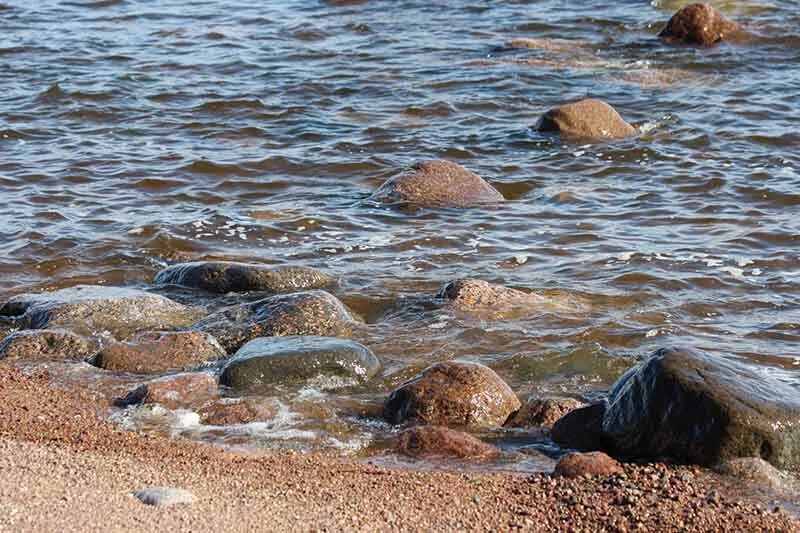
[193,290,357,352]
[370,160,504,208]
[658,3,741,46]
[396,426,499,459]
[383,361,520,429]
[154,261,336,294]
[0,329,98,361]
[536,99,636,140]
[220,336,379,392]
[0,286,200,339]
[506,397,584,428]
[92,331,225,374]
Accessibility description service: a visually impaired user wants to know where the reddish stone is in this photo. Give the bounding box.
[658,3,741,46]
[397,426,499,459]
[553,451,623,479]
[115,373,218,410]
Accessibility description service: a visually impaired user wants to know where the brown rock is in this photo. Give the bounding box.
[114,373,218,410]
[553,451,622,479]
[658,3,741,46]
[506,397,585,428]
[198,399,279,425]
[0,329,98,361]
[93,331,225,374]
[383,361,520,429]
[370,160,504,208]
[396,426,499,459]
[536,98,636,139]
[438,279,585,319]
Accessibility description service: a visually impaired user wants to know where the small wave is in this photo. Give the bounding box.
[195,99,266,113]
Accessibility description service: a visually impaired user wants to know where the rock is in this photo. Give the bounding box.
[134,487,195,506]
[438,279,585,319]
[553,451,622,479]
[154,261,336,294]
[193,290,357,352]
[536,98,636,139]
[506,397,585,428]
[0,329,98,361]
[220,336,380,392]
[551,401,607,451]
[370,160,504,208]
[396,426,499,459]
[114,373,218,410]
[383,361,520,429]
[717,457,797,492]
[92,331,225,374]
[658,3,741,46]
[198,398,280,425]
[0,285,200,339]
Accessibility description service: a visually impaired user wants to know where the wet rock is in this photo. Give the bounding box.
[438,279,585,319]
[92,331,225,374]
[551,401,607,451]
[536,98,636,139]
[370,160,504,208]
[0,329,98,361]
[717,457,797,492]
[383,361,520,429]
[198,398,280,425]
[658,3,741,46]
[114,372,218,410]
[154,261,336,294]
[134,487,195,506]
[506,397,584,428]
[0,285,200,339]
[396,425,499,459]
[193,290,357,352]
[220,336,380,392]
[553,451,622,479]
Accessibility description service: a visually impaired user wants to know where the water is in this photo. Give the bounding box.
[1,1,799,469]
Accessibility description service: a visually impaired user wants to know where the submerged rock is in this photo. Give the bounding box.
[553,451,622,479]
[396,426,499,459]
[93,331,225,374]
[384,361,520,429]
[114,372,218,410]
[370,160,504,208]
[658,3,741,46]
[220,336,380,392]
[536,98,636,139]
[0,329,98,361]
[198,398,280,426]
[0,285,200,339]
[193,290,357,352]
[438,279,585,319]
[155,261,336,294]
[717,457,798,492]
[134,487,195,506]
[506,397,584,428]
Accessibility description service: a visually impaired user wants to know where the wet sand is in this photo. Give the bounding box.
[0,364,796,532]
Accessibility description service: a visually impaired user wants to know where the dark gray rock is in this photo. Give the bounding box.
[551,401,607,451]
[220,336,380,392]
[0,329,98,361]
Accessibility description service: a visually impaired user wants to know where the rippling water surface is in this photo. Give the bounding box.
[1,0,799,469]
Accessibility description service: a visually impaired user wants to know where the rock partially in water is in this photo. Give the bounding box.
[198,398,280,425]
[658,3,741,46]
[553,451,622,479]
[0,329,99,361]
[155,261,336,294]
[114,372,218,410]
[134,487,195,506]
[383,361,520,429]
[0,285,200,339]
[717,457,798,493]
[220,336,380,393]
[93,331,225,374]
[193,290,357,352]
[438,279,585,319]
[370,160,504,208]
[396,425,499,459]
[506,397,585,428]
[536,98,636,140]
[551,401,607,452]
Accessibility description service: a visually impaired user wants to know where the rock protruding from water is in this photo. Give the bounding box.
[370,160,504,208]
[658,3,741,46]
[134,487,195,506]
[115,372,218,409]
[554,451,622,479]
[198,398,280,426]
[220,336,380,392]
[0,285,200,339]
[0,329,98,361]
[155,261,336,294]
[396,425,499,459]
[193,290,357,352]
[438,279,585,319]
[506,397,584,428]
[384,361,520,429]
[93,331,225,374]
[536,99,636,139]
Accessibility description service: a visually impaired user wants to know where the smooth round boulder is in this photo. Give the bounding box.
[93,331,225,374]
[536,99,636,139]
[0,329,98,361]
[658,3,741,46]
[553,451,622,479]
[114,372,219,410]
[383,361,520,429]
[396,426,499,459]
[155,261,336,294]
[506,397,584,428]
[370,160,504,208]
[220,336,380,392]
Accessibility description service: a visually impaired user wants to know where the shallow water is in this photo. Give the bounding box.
[1,1,799,469]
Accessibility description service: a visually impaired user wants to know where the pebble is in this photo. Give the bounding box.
[134,487,195,507]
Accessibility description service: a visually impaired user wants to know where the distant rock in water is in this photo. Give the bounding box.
[396,426,499,459]
[384,361,520,429]
[0,329,98,361]
[92,331,225,374]
[0,285,200,340]
[115,372,218,410]
[536,98,636,140]
[192,290,358,352]
[370,160,504,208]
[220,336,380,392]
[155,261,336,294]
[658,3,741,46]
[506,397,585,428]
